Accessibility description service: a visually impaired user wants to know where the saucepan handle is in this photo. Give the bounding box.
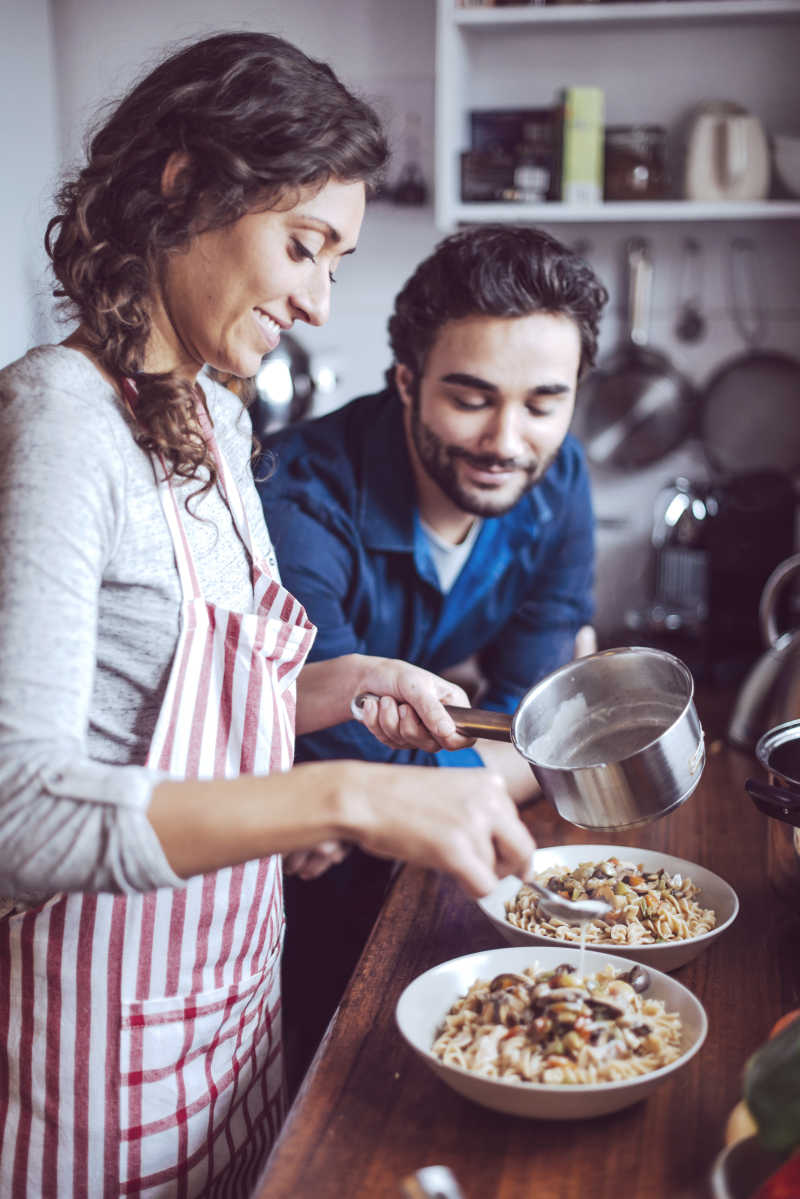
[745,777,800,828]
[350,694,513,742]
[442,705,513,742]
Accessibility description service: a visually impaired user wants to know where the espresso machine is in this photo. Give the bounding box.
[627,472,796,681]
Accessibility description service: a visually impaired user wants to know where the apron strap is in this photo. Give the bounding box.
[118,376,203,602]
[119,376,265,600]
[158,480,204,601]
[195,401,261,567]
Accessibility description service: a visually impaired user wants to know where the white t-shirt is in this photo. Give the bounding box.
[419,516,483,593]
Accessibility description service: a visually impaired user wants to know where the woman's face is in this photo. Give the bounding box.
[150,177,366,381]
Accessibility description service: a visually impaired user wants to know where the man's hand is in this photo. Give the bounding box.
[348,656,477,753]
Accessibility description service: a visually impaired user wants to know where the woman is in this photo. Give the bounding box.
[0,31,535,1197]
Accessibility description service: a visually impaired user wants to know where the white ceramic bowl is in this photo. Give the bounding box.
[476,845,739,973]
[773,132,800,198]
[395,945,708,1119]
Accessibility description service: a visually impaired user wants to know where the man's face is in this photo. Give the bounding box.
[397,312,582,523]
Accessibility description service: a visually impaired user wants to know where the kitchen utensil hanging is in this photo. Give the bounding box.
[577,239,697,470]
[700,238,800,477]
[675,237,707,344]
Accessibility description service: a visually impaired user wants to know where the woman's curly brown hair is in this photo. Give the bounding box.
[45,31,388,495]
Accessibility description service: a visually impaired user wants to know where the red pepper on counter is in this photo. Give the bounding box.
[750,1148,800,1199]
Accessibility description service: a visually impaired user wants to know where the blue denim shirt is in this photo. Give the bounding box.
[258,389,595,769]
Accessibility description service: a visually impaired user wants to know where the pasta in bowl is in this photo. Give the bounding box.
[477,845,739,972]
[395,946,707,1119]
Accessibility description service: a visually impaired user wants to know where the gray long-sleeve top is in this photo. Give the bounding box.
[0,346,277,901]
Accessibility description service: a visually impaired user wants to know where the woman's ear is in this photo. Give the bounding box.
[160,151,192,200]
[394,363,415,410]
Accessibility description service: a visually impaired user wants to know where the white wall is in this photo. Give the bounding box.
[0,0,60,366]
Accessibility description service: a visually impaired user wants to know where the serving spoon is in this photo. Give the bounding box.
[521,871,613,925]
[350,693,613,924]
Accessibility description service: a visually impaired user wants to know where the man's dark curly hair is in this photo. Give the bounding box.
[46,30,388,494]
[387,224,608,386]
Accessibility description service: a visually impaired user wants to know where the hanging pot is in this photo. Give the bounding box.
[577,239,697,471]
[700,239,800,477]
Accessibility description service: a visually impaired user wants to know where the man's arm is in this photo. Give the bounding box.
[262,490,484,769]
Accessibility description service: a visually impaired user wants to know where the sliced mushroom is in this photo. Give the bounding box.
[621,964,651,994]
[489,971,532,993]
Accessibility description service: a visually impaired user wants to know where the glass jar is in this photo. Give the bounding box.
[604,125,669,201]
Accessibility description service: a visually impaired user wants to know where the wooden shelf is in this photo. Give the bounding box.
[437,0,800,229]
[454,1,800,31]
[449,199,800,223]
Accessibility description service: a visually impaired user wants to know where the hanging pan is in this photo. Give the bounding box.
[700,238,800,477]
[577,238,697,471]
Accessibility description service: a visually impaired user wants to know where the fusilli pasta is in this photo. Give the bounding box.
[432,962,682,1085]
[506,857,717,945]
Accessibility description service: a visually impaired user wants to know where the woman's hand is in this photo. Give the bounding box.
[296,654,476,752]
[328,761,536,898]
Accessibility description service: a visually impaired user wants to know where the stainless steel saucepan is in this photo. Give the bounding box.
[443,646,705,832]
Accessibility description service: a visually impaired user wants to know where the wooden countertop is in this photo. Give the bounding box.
[257,689,800,1199]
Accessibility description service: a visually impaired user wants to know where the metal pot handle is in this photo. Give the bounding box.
[627,238,653,349]
[759,552,800,647]
[350,694,513,743]
[745,777,800,828]
[442,705,513,742]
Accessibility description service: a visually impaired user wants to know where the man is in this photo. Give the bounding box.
[257,224,608,1087]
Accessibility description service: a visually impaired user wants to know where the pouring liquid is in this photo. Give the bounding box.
[528,699,683,769]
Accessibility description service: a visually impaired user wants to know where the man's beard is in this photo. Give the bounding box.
[409,400,550,518]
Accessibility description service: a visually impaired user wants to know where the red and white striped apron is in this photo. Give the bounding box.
[0,396,316,1197]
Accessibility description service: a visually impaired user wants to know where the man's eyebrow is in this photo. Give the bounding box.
[440,372,499,392]
[532,381,572,397]
[439,372,572,397]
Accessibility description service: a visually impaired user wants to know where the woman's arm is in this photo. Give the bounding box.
[0,361,185,900]
[148,758,535,898]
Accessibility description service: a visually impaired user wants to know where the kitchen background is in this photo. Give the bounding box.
[3,0,800,682]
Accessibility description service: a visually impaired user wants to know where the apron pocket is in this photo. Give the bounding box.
[118,940,284,1193]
